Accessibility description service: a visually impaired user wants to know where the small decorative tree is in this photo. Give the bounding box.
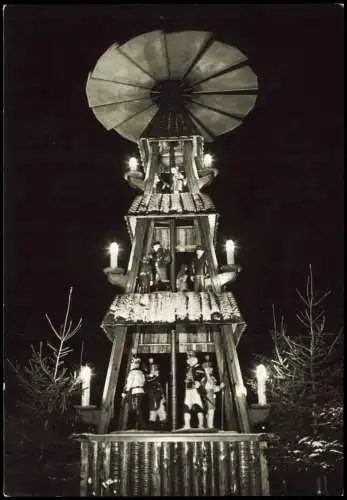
[7,287,83,461]
[252,266,343,495]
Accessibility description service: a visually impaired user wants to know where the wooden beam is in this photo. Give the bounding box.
[260,441,270,496]
[213,329,238,431]
[126,218,150,290]
[144,219,155,256]
[170,219,176,291]
[98,326,127,434]
[221,324,251,433]
[184,140,200,193]
[171,328,177,430]
[144,141,159,195]
[197,215,219,276]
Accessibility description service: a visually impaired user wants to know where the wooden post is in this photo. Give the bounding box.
[221,324,251,433]
[144,141,159,195]
[197,215,219,280]
[183,140,200,193]
[259,441,270,496]
[80,440,89,497]
[214,330,238,431]
[98,326,128,434]
[170,219,176,291]
[171,328,177,430]
[145,219,155,256]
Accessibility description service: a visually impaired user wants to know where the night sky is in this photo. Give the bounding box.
[5,5,344,399]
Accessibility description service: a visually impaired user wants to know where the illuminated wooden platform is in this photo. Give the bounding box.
[128,193,216,215]
[105,291,244,324]
[76,431,269,496]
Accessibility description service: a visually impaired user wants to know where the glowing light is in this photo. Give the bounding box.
[256,364,268,405]
[203,153,213,168]
[80,365,92,406]
[225,239,235,265]
[128,157,138,170]
[108,241,119,268]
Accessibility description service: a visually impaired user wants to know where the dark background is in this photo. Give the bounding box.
[4,4,344,404]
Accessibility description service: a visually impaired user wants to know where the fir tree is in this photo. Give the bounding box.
[252,266,343,494]
[7,287,83,459]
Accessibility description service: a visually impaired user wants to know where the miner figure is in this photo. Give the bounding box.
[149,240,171,291]
[201,355,225,429]
[176,264,189,291]
[145,358,167,430]
[190,246,208,292]
[170,166,186,193]
[137,256,151,293]
[183,350,205,430]
[122,355,145,430]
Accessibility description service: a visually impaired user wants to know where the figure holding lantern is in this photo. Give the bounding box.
[149,240,171,291]
[182,350,205,430]
[201,355,225,429]
[145,358,167,430]
[190,246,208,292]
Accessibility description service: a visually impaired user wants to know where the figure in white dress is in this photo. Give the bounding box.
[183,350,205,429]
[122,355,145,430]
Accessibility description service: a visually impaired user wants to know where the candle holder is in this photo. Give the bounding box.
[103,267,128,289]
[197,166,219,190]
[248,403,270,427]
[124,170,144,191]
[74,404,100,430]
[204,265,242,289]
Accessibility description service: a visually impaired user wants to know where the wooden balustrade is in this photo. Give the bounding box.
[75,431,269,496]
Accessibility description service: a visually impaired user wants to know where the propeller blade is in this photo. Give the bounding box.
[92,99,155,131]
[191,65,258,92]
[186,41,248,85]
[186,101,242,137]
[91,42,155,87]
[164,31,212,80]
[115,105,159,142]
[86,74,151,108]
[189,93,257,119]
[118,30,169,81]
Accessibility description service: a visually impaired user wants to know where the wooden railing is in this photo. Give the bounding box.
[75,432,269,496]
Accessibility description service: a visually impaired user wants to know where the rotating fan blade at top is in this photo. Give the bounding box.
[86,30,258,143]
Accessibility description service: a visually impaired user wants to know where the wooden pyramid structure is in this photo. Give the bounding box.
[77,30,270,497]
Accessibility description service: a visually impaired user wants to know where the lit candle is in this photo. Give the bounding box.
[128,157,138,171]
[80,365,92,406]
[256,364,267,405]
[225,239,235,265]
[203,153,213,168]
[109,242,119,269]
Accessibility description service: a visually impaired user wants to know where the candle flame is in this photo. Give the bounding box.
[80,365,92,382]
[203,153,213,168]
[225,239,235,252]
[128,157,138,170]
[256,364,268,381]
[108,242,119,254]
